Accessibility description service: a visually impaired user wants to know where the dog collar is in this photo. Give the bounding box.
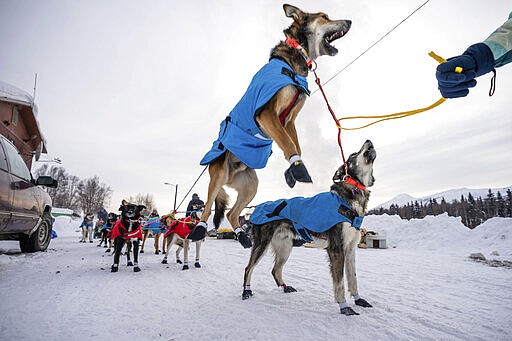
[285,36,314,70]
[343,175,366,191]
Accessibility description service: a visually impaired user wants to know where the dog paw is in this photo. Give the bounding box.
[242,289,253,300]
[284,167,297,188]
[355,298,373,308]
[127,261,133,266]
[105,249,111,253]
[283,285,297,293]
[284,160,312,188]
[182,264,189,270]
[292,239,305,247]
[340,306,359,316]
[133,266,141,272]
[237,231,252,248]
[110,265,118,273]
[161,259,168,264]
[140,249,144,253]
[188,225,207,242]
[194,262,201,268]
[176,259,183,264]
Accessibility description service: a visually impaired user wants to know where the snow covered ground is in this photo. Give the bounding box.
[1,215,511,341]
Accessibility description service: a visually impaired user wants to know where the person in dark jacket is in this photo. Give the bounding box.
[186,194,204,217]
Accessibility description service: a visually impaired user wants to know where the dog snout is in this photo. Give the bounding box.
[345,20,352,29]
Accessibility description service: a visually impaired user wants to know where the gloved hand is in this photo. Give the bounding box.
[284,160,312,188]
[436,43,495,98]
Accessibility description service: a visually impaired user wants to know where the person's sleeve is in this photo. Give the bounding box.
[483,12,512,67]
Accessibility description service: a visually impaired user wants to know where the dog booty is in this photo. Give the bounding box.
[284,160,312,188]
[292,239,305,247]
[188,225,207,242]
[237,231,252,248]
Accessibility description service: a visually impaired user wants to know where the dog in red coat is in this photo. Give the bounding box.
[111,200,146,273]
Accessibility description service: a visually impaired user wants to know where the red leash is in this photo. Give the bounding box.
[312,70,348,174]
[285,37,349,175]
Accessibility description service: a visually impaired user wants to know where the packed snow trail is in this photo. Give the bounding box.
[0,215,511,341]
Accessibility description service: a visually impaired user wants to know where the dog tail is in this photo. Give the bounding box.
[213,188,229,229]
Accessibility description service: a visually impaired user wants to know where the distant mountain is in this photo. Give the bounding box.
[374,186,512,210]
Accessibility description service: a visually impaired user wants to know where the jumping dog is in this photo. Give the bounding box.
[110,200,146,273]
[242,140,376,316]
[198,4,352,248]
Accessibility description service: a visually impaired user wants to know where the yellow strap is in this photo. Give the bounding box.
[338,51,461,130]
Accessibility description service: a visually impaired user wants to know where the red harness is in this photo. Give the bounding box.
[279,90,300,126]
[111,220,142,240]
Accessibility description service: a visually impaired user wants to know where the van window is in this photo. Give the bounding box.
[2,139,32,181]
[0,139,8,171]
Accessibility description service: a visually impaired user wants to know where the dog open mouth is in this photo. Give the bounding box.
[362,141,376,164]
[323,22,351,55]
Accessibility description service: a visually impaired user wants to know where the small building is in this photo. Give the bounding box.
[366,234,387,249]
[0,80,47,169]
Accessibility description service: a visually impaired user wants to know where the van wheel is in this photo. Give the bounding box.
[19,213,53,252]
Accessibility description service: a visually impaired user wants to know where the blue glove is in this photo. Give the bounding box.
[436,43,495,98]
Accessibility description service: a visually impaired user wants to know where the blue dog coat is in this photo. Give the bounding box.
[200,58,310,169]
[249,192,363,242]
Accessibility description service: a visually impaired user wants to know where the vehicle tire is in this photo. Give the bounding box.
[19,213,53,252]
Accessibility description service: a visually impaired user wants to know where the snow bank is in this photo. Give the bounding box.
[365,214,512,258]
[52,216,82,238]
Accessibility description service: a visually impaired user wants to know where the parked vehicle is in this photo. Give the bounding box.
[0,135,57,252]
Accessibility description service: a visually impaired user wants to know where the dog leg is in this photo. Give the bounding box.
[200,158,229,232]
[176,245,182,264]
[154,232,161,254]
[161,235,173,264]
[270,228,296,293]
[343,227,372,309]
[256,99,312,187]
[194,241,201,268]
[228,168,258,248]
[132,239,141,272]
[126,241,133,266]
[140,230,149,253]
[327,235,358,316]
[182,239,190,270]
[242,225,272,300]
[111,237,124,272]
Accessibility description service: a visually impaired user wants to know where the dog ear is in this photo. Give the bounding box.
[332,165,346,183]
[283,4,305,22]
[121,199,129,206]
[138,205,146,211]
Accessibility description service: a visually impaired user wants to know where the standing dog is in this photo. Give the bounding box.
[110,200,146,273]
[160,212,204,270]
[242,140,376,316]
[198,4,352,248]
[98,212,117,251]
[79,213,95,243]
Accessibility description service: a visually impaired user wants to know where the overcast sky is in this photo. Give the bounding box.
[1,0,511,214]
